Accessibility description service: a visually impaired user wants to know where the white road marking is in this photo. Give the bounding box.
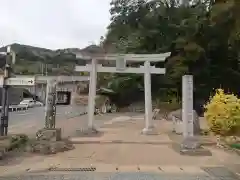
[16,113,32,116]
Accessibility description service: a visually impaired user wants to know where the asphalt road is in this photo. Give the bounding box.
[8,105,86,125]
[7,105,122,136]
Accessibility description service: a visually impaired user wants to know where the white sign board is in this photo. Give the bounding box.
[6,77,35,86]
[182,75,194,138]
[0,77,4,86]
[116,56,126,71]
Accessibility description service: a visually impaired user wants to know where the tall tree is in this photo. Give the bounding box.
[101,0,240,109]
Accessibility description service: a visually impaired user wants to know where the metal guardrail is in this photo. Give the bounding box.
[0,105,28,112]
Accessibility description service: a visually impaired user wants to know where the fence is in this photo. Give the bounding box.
[0,105,28,112]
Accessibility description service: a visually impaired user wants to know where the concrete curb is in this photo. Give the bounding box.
[26,165,209,174]
[70,138,216,146]
[69,139,173,145]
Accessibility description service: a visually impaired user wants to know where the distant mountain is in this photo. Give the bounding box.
[0,43,105,60]
[56,44,105,55]
[0,43,52,53]
[0,43,105,75]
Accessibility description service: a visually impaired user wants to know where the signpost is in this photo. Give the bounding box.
[5,77,35,86]
[0,77,3,87]
[0,46,12,136]
[0,46,36,136]
[116,55,126,71]
[0,77,36,87]
[0,54,88,136]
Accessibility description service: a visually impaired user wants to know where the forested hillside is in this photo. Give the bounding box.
[99,0,240,109]
[0,43,103,76]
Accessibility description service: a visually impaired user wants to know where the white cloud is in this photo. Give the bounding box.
[0,0,111,49]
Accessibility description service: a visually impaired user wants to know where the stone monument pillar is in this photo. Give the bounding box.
[172,75,212,156]
[182,75,194,138]
[45,79,57,129]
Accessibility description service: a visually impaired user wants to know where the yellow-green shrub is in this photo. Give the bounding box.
[204,89,240,135]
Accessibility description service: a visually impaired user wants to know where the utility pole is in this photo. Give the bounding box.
[45,79,57,129]
[40,63,45,102]
[41,63,44,76]
[0,46,13,136]
[45,64,48,76]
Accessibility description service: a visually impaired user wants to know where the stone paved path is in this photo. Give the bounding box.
[0,173,217,180]
[1,113,240,179]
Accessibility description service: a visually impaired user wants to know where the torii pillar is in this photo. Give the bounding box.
[142,61,154,134]
[87,58,97,130]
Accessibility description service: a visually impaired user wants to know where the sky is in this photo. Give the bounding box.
[0,0,111,49]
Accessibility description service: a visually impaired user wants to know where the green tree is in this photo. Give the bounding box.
[101,0,240,109]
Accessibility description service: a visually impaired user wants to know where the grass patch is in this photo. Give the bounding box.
[230,143,240,150]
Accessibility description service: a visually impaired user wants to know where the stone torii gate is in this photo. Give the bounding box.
[75,52,170,134]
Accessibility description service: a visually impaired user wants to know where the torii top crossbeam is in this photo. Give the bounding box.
[75,52,171,75]
[75,52,171,62]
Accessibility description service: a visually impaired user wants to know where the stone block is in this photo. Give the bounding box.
[36,128,61,141]
[0,137,11,148]
[172,143,212,156]
[32,141,51,154]
[181,137,201,149]
[76,127,99,137]
[224,136,239,144]
[169,109,200,135]
[0,137,11,159]
[50,141,74,153]
[0,147,6,160]
[141,126,159,135]
[171,140,212,156]
[0,136,9,141]
[27,139,74,155]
